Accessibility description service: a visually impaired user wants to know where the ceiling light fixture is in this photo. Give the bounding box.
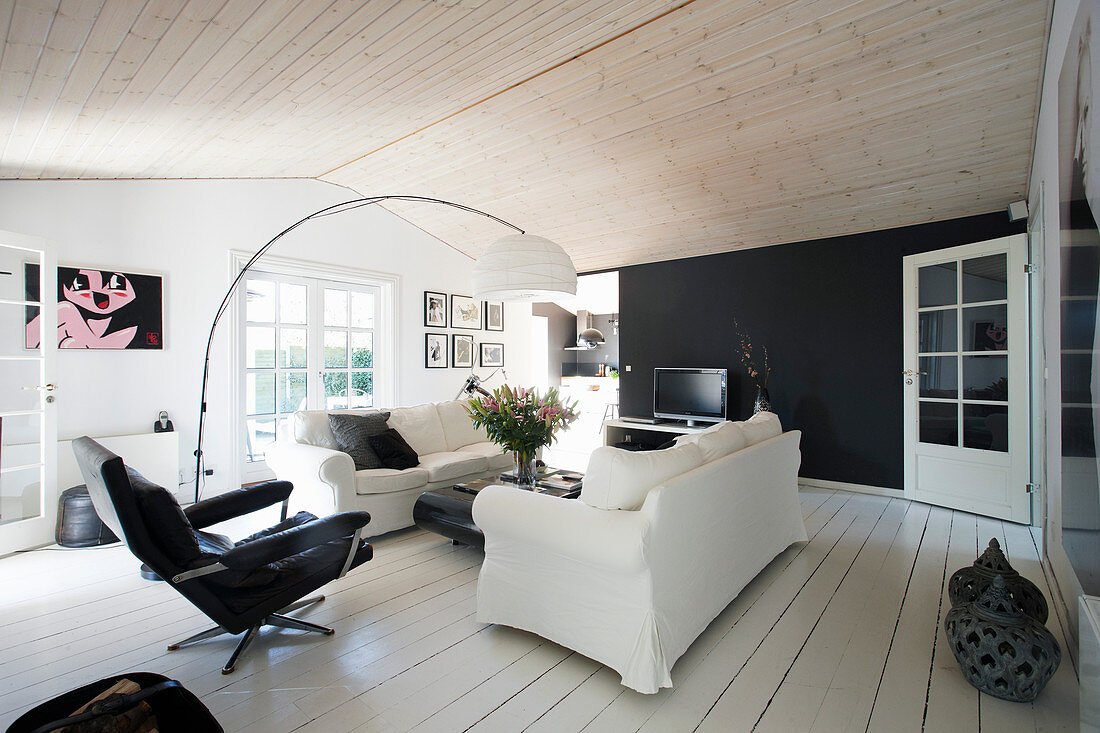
[472,234,577,301]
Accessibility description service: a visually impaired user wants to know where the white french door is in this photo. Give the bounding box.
[903,234,1030,523]
[238,265,392,484]
[0,230,57,555]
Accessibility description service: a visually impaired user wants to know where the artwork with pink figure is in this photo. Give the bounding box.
[24,265,163,350]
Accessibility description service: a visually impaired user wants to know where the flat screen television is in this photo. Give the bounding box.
[653,368,727,426]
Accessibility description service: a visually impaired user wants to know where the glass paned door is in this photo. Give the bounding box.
[0,231,56,556]
[903,235,1029,523]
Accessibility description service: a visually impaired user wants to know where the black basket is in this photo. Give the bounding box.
[6,672,222,733]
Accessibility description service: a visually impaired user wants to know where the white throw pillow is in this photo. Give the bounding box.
[581,442,704,511]
[738,411,782,445]
[387,403,448,456]
[674,421,747,462]
[437,399,487,451]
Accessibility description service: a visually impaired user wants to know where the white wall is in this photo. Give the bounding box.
[1029,0,1089,639]
[0,179,533,495]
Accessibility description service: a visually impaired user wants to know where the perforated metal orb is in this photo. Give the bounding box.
[948,538,1048,623]
[944,575,1060,702]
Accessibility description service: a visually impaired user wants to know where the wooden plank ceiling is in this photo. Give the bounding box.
[0,0,1049,271]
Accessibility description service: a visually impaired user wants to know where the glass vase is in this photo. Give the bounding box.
[754,386,771,414]
[513,450,537,489]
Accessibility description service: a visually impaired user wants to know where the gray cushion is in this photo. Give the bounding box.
[329,411,392,470]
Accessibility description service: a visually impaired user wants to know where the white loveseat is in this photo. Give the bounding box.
[472,412,807,694]
[266,400,511,535]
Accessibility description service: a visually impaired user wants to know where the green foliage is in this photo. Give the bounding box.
[464,385,579,457]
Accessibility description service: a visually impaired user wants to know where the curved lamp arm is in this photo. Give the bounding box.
[195,195,524,502]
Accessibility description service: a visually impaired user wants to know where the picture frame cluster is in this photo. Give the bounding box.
[423,290,504,369]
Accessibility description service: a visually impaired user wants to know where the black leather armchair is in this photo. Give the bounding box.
[72,436,374,674]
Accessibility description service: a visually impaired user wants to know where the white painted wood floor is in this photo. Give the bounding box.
[0,489,1079,732]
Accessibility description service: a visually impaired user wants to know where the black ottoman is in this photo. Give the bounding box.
[56,485,118,547]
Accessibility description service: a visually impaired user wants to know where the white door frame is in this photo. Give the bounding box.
[0,229,57,556]
[903,233,1030,524]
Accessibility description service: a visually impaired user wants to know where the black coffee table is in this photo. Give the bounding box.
[412,472,582,548]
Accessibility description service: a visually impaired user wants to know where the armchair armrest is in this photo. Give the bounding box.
[472,485,649,573]
[219,511,371,570]
[264,441,357,516]
[185,481,294,529]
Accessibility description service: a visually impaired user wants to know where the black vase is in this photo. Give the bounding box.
[948,538,1048,622]
[753,386,771,414]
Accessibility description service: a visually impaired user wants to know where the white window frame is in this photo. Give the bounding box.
[228,251,399,488]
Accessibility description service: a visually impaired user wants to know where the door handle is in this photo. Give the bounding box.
[22,383,56,392]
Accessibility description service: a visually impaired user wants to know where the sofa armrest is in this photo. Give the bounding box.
[264,441,356,516]
[472,485,649,573]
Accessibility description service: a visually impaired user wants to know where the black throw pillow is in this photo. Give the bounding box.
[329,411,392,470]
[127,467,203,567]
[367,428,420,470]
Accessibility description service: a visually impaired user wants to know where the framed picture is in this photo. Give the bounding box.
[25,263,164,350]
[452,334,474,368]
[425,332,448,368]
[451,294,481,330]
[480,342,504,367]
[424,290,447,327]
[484,301,504,331]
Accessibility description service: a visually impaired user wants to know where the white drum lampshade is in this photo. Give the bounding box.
[472,234,577,301]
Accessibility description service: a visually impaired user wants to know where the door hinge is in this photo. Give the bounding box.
[1024,263,1038,275]
[1025,482,1038,494]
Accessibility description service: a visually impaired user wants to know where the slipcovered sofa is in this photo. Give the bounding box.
[472,412,807,694]
[266,400,511,536]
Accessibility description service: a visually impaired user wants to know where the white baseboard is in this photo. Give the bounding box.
[798,477,903,498]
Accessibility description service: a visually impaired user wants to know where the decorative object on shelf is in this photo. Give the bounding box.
[25,263,164,350]
[948,538,1049,622]
[425,333,447,368]
[480,342,504,367]
[424,290,448,327]
[472,234,577,301]
[464,385,579,489]
[452,334,474,368]
[734,319,772,413]
[944,575,1061,702]
[484,300,504,331]
[192,194,549,503]
[451,294,482,330]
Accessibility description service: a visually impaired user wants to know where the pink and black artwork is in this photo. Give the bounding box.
[24,264,163,350]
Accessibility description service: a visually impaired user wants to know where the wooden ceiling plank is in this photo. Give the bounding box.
[0,0,60,176]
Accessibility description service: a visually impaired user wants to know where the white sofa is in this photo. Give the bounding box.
[266,400,512,535]
[472,412,807,694]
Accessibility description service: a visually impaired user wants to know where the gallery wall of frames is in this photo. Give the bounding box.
[423,290,504,370]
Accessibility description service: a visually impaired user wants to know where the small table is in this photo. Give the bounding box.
[412,471,583,548]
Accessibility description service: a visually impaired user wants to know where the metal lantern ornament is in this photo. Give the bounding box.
[948,538,1048,622]
[944,575,1060,702]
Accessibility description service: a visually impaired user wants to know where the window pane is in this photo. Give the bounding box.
[324,289,348,327]
[351,332,373,368]
[279,372,307,413]
[920,401,957,447]
[279,327,307,369]
[324,330,348,368]
[246,372,275,415]
[351,371,373,407]
[919,310,957,353]
[962,304,1008,352]
[0,466,41,524]
[919,262,956,307]
[323,372,348,410]
[246,326,275,368]
[279,283,307,324]
[962,253,1006,303]
[919,356,957,399]
[246,418,276,462]
[1,412,40,471]
[246,280,275,322]
[963,404,1008,452]
[10,304,39,356]
[351,291,375,328]
[963,355,1007,400]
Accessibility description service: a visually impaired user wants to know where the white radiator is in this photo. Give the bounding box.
[58,432,180,498]
[1083,595,1100,732]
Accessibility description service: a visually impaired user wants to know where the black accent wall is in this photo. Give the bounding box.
[618,212,1025,489]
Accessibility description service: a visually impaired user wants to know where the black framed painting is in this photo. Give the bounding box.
[480,342,504,367]
[451,294,481,330]
[484,301,504,331]
[425,332,448,368]
[424,290,447,327]
[452,333,474,368]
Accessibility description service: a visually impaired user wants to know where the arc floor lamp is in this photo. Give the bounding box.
[193,195,577,502]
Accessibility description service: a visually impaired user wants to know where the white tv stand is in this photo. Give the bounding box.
[602,418,709,447]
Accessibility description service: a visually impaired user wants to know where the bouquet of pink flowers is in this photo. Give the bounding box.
[464,385,579,457]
